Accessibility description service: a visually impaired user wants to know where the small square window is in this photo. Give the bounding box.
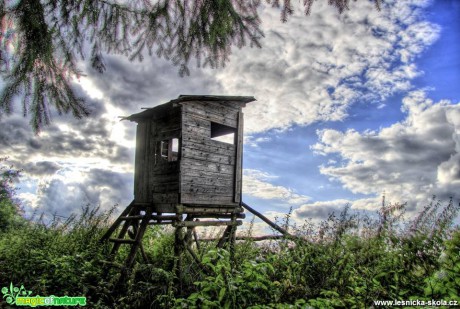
[160,138,179,162]
[210,122,236,144]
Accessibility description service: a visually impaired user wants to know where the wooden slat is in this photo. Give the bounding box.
[181,158,234,175]
[181,147,234,165]
[181,193,234,205]
[152,182,179,193]
[175,220,242,227]
[150,174,179,185]
[191,213,245,219]
[182,102,238,120]
[134,122,151,202]
[152,192,179,203]
[182,107,237,128]
[120,215,178,221]
[182,122,210,137]
[182,115,211,130]
[181,183,234,195]
[182,136,236,156]
[242,202,291,237]
[149,160,180,175]
[138,121,151,202]
[201,235,286,242]
[155,128,181,141]
[177,205,243,214]
[181,174,233,187]
[234,111,244,203]
[184,101,241,116]
[134,123,144,200]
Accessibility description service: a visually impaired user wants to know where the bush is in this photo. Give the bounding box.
[0,159,25,232]
[1,180,458,309]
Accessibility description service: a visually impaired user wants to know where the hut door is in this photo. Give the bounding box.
[150,131,180,204]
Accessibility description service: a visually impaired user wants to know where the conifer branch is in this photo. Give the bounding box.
[0,0,380,132]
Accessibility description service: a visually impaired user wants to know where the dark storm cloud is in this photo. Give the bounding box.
[24,161,61,176]
[85,53,222,114]
[0,114,31,148]
[87,168,131,191]
[33,168,133,219]
[0,83,115,166]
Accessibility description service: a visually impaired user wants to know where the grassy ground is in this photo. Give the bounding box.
[0,198,459,308]
[1,164,459,308]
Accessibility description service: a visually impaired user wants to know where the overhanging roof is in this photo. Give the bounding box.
[123,95,256,122]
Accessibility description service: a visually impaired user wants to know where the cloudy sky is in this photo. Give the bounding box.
[1,0,459,233]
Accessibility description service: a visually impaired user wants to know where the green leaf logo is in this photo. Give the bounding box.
[2,283,32,305]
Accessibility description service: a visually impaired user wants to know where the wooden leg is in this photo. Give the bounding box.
[174,226,184,294]
[217,225,232,248]
[100,200,134,242]
[193,225,200,251]
[109,207,139,257]
[124,207,152,269]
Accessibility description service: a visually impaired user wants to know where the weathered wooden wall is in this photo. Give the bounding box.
[180,101,242,206]
[133,97,249,208]
[134,105,181,204]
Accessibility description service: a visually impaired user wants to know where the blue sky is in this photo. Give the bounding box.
[1,0,459,233]
[239,0,460,228]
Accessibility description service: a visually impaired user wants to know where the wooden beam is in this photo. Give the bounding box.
[191,213,245,219]
[201,235,288,242]
[175,220,242,228]
[241,202,291,237]
[120,214,179,221]
[177,205,243,214]
[100,200,134,241]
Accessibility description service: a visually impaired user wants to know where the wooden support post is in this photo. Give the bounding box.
[192,220,200,251]
[100,200,134,242]
[124,206,152,269]
[174,226,184,294]
[109,207,139,257]
[230,213,237,264]
[242,202,291,236]
[217,225,232,248]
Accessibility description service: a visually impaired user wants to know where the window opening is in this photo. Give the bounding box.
[210,122,236,144]
[160,138,179,162]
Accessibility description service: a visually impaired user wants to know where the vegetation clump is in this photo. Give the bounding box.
[0,164,458,308]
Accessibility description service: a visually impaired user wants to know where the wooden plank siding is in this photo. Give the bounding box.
[180,193,235,205]
[131,97,253,207]
[133,122,144,201]
[141,106,181,205]
[134,122,151,203]
[180,101,240,206]
[181,102,238,128]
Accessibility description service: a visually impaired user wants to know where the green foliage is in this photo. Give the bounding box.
[0,204,113,301]
[0,188,458,308]
[0,0,262,132]
[176,249,279,308]
[423,229,460,302]
[0,158,25,232]
[1,0,382,132]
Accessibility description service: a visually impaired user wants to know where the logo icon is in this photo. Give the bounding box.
[1,283,32,305]
[1,283,86,307]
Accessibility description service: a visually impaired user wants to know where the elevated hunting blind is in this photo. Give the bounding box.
[101,95,266,277]
[127,95,255,209]
[101,95,291,287]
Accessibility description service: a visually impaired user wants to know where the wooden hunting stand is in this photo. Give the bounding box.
[101,95,290,280]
